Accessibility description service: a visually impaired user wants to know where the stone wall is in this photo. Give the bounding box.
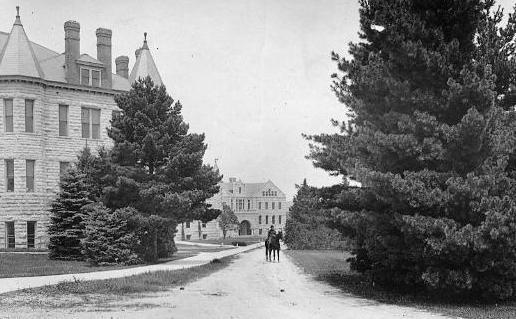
[0,80,119,248]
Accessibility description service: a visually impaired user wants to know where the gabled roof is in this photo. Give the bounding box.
[219,179,285,198]
[0,11,43,78]
[76,53,103,66]
[129,33,163,86]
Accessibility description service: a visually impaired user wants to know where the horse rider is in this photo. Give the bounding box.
[267,225,276,241]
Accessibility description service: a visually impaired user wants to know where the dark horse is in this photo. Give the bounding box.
[265,231,283,262]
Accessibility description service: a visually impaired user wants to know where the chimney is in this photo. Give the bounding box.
[115,56,129,78]
[64,21,80,84]
[96,28,112,88]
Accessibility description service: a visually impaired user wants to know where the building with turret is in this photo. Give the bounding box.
[177,177,289,241]
[0,7,163,249]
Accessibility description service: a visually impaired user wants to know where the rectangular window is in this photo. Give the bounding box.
[81,108,90,138]
[59,162,70,183]
[259,229,262,235]
[186,222,190,228]
[202,223,207,228]
[92,70,101,87]
[4,99,13,132]
[258,202,261,210]
[259,215,262,224]
[25,100,34,133]
[59,105,68,136]
[203,234,207,239]
[91,109,100,139]
[272,215,275,224]
[272,202,275,210]
[27,221,36,248]
[238,187,241,194]
[265,202,269,210]
[247,200,250,210]
[279,202,282,210]
[26,160,35,192]
[6,222,15,248]
[279,215,282,224]
[266,215,269,224]
[81,68,90,85]
[186,234,191,240]
[5,159,14,192]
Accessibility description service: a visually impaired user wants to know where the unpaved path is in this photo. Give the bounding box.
[0,248,452,319]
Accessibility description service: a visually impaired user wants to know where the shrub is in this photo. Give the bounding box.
[231,241,248,246]
[81,204,177,265]
[81,204,142,265]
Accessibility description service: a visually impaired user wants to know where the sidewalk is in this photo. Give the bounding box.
[175,240,233,247]
[0,242,263,295]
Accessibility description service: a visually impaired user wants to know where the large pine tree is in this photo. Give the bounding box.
[308,0,516,299]
[106,76,222,224]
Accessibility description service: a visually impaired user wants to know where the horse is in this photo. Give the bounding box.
[265,231,283,262]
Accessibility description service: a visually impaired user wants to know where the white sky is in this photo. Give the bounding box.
[1,0,513,199]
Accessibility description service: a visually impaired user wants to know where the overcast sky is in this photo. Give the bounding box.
[1,0,514,199]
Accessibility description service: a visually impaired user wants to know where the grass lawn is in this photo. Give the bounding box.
[0,244,232,278]
[285,250,516,319]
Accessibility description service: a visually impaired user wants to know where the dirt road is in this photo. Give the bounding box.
[0,248,452,319]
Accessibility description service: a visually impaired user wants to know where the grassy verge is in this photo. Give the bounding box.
[285,250,516,319]
[0,244,229,278]
[23,257,233,296]
[0,256,234,310]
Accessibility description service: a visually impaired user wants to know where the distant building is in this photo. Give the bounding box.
[0,7,163,249]
[177,177,289,241]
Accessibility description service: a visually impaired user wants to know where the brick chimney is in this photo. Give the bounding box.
[96,28,112,88]
[64,21,80,84]
[115,56,129,78]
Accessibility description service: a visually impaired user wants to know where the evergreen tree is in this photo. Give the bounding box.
[284,179,346,249]
[48,169,92,260]
[307,0,516,299]
[106,76,222,223]
[218,203,239,239]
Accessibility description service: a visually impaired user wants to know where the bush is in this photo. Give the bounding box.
[231,241,248,246]
[81,204,177,265]
[284,219,347,250]
[81,204,142,265]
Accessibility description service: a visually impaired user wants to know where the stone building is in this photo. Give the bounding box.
[177,177,289,241]
[0,7,162,249]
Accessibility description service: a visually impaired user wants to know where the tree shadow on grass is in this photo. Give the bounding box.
[315,273,516,319]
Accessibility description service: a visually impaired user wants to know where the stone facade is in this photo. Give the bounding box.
[0,7,162,249]
[176,178,289,241]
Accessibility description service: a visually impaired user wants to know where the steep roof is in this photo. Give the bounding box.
[0,10,44,78]
[219,180,285,198]
[0,7,135,91]
[129,33,163,86]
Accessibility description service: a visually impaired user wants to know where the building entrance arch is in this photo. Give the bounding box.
[239,220,252,236]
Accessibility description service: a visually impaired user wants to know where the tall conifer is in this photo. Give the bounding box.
[308,0,516,299]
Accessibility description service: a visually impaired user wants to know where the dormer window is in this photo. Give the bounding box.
[80,68,101,87]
